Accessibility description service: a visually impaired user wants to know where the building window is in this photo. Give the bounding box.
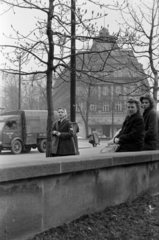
[98,86,101,99]
[102,86,109,96]
[134,87,141,96]
[115,86,122,95]
[103,103,110,112]
[77,86,81,94]
[113,70,118,77]
[118,70,122,77]
[113,70,122,77]
[77,86,84,96]
[132,71,137,77]
[90,104,97,111]
[115,102,122,112]
[91,86,97,95]
[127,85,136,95]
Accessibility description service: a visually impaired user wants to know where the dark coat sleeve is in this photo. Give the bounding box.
[117,116,144,144]
[59,120,73,139]
[52,120,73,139]
[144,110,158,141]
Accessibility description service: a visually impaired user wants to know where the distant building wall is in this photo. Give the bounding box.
[53,28,149,139]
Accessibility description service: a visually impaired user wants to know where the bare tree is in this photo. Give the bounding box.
[76,77,97,137]
[117,0,159,107]
[1,74,19,110]
[1,73,47,110]
[52,26,148,138]
[0,0,120,156]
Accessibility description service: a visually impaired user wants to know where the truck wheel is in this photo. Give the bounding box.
[38,139,46,153]
[11,140,22,154]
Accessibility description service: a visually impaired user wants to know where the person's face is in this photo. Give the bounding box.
[58,109,66,120]
[141,99,150,110]
[127,103,138,116]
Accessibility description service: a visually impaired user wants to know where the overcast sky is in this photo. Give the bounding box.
[0,1,121,49]
[0,0,121,80]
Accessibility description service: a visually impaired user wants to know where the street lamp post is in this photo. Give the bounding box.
[70,0,76,122]
[111,83,115,137]
[18,56,21,110]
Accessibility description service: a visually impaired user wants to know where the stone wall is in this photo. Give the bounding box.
[0,151,159,240]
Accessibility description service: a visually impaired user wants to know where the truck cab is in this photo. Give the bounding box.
[0,115,22,153]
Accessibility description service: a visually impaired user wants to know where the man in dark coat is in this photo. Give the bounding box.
[140,94,159,150]
[111,97,145,152]
[51,108,78,156]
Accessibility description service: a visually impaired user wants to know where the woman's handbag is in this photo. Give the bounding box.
[100,144,120,153]
[71,136,79,155]
[88,135,94,144]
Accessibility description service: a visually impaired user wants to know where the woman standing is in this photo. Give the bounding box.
[108,97,145,152]
[140,94,159,150]
[51,108,77,156]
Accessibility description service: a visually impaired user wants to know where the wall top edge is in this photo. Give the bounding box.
[0,151,159,183]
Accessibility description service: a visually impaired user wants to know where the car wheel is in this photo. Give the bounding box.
[11,140,22,154]
[37,139,46,153]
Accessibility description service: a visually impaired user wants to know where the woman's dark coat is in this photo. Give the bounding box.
[143,107,158,150]
[115,112,145,152]
[52,119,77,156]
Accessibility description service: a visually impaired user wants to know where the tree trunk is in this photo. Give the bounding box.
[85,120,89,138]
[153,72,158,109]
[46,0,54,157]
[46,71,54,157]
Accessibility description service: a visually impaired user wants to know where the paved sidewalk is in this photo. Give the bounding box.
[78,139,108,149]
[0,140,109,165]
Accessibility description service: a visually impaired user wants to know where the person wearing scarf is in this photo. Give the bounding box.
[51,108,77,156]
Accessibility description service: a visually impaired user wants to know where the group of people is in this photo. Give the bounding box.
[108,94,159,152]
[51,94,158,157]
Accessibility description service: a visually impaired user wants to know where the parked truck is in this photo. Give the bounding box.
[0,110,58,154]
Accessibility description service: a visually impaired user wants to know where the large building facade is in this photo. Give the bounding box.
[53,28,148,138]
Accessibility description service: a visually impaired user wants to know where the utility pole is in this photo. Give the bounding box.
[111,83,115,137]
[18,56,21,110]
[70,0,76,122]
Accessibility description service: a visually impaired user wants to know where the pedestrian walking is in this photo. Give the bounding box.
[140,94,159,150]
[88,129,100,147]
[51,108,78,156]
